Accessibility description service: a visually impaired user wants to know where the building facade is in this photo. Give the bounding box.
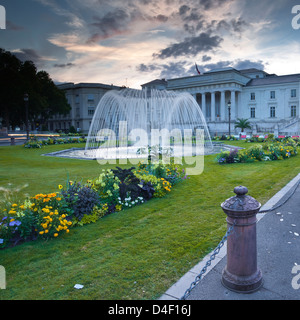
[53,68,300,136]
[165,68,300,136]
[49,82,122,133]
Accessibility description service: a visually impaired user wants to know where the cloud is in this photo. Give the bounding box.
[153,32,223,59]
[202,55,212,62]
[12,49,45,68]
[87,8,132,42]
[195,59,266,73]
[53,63,76,68]
[33,0,85,28]
[198,0,234,10]
[137,61,195,79]
[233,59,265,70]
[137,59,267,81]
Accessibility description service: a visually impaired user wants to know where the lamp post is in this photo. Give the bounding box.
[24,93,29,140]
[228,100,231,137]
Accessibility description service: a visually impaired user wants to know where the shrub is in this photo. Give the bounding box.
[91,170,121,205]
[216,148,239,164]
[61,182,100,221]
[111,167,143,201]
[217,139,298,164]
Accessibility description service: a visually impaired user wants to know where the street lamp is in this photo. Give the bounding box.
[24,93,29,140]
[228,100,231,137]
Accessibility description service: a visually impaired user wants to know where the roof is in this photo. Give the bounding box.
[239,68,269,75]
[57,82,122,90]
[246,74,300,86]
[141,79,167,87]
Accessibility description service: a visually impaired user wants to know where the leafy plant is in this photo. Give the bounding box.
[234,118,252,132]
[111,167,143,201]
[61,182,100,221]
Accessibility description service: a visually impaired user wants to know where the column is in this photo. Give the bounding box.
[201,93,206,119]
[211,92,216,122]
[221,91,226,121]
[231,91,236,121]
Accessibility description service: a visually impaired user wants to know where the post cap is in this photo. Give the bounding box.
[221,186,261,217]
[234,186,248,196]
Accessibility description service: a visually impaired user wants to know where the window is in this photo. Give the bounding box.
[270,91,276,99]
[291,105,297,117]
[75,95,80,104]
[250,107,256,118]
[88,108,94,116]
[250,93,255,100]
[270,106,276,118]
[87,94,95,102]
[291,89,297,98]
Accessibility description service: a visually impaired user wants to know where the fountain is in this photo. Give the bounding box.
[44,88,233,168]
[84,88,213,161]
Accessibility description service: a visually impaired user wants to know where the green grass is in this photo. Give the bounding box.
[0,142,300,300]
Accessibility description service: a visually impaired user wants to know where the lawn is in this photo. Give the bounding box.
[0,142,300,300]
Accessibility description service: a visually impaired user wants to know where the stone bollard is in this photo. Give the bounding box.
[221,186,263,293]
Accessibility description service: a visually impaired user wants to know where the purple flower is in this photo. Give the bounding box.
[9,220,21,227]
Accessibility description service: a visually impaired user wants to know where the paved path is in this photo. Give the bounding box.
[160,174,300,300]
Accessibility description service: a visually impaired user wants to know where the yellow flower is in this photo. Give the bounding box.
[58,185,63,190]
[39,231,44,235]
[45,229,49,234]
[66,229,69,233]
[54,233,59,237]
[12,204,18,207]
[8,210,16,214]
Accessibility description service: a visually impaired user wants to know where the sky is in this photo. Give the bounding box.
[1,0,300,89]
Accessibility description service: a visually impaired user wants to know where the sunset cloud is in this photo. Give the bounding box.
[2,0,300,88]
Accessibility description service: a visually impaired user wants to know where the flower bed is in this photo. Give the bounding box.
[216,137,298,164]
[0,162,187,248]
[24,136,86,148]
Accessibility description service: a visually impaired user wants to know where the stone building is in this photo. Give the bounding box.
[165,67,300,136]
[48,82,122,133]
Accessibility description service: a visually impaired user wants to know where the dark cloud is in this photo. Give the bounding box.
[179,5,190,16]
[13,49,44,68]
[202,55,212,62]
[153,32,223,59]
[137,59,266,81]
[199,0,234,10]
[233,59,265,70]
[137,61,191,78]
[155,14,168,23]
[87,9,130,42]
[53,63,76,68]
[194,59,266,74]
[159,62,189,79]
[136,63,159,72]
[212,17,249,33]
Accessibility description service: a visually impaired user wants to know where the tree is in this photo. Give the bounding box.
[0,48,70,130]
[234,118,252,132]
